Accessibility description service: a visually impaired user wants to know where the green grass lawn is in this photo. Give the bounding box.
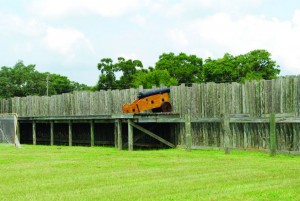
[0,145,300,201]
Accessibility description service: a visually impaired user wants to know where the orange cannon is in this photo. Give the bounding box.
[122,88,172,113]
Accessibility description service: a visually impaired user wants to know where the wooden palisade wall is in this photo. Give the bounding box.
[1,76,300,151]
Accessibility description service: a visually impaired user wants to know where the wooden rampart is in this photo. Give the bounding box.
[1,76,300,152]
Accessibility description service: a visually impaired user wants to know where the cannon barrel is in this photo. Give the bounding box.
[138,88,170,99]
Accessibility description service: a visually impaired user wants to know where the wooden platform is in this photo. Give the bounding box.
[18,113,181,123]
[17,113,181,150]
[17,113,300,152]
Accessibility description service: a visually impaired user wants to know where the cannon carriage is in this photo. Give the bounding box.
[122,88,172,113]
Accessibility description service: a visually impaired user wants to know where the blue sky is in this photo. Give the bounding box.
[1,0,300,85]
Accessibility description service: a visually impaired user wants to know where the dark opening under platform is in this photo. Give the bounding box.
[18,113,181,150]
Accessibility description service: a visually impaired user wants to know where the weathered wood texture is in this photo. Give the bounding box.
[1,76,300,151]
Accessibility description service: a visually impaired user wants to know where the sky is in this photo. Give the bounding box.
[1,0,300,86]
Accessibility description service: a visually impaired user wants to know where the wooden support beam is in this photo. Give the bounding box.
[222,114,230,154]
[128,119,133,151]
[68,121,72,146]
[114,119,123,149]
[118,120,123,150]
[185,114,192,151]
[90,120,94,147]
[32,121,36,145]
[130,122,175,148]
[17,121,20,143]
[50,121,54,146]
[114,120,118,148]
[270,113,276,156]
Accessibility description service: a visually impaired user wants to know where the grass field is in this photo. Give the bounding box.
[1,145,300,201]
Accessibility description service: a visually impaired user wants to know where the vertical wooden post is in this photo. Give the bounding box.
[185,114,192,151]
[90,120,95,147]
[17,121,20,142]
[117,119,122,150]
[128,119,133,151]
[243,125,248,149]
[32,121,36,145]
[270,113,276,156]
[68,121,72,146]
[115,119,123,150]
[293,124,297,151]
[50,121,54,146]
[114,120,118,148]
[223,113,230,154]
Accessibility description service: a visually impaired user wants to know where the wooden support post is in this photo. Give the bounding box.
[128,119,133,151]
[90,120,95,147]
[270,113,276,156]
[223,114,230,154]
[114,120,118,148]
[243,124,248,149]
[68,121,72,146]
[50,121,54,146]
[114,119,122,149]
[17,121,20,142]
[32,121,36,145]
[185,114,192,151]
[293,124,297,151]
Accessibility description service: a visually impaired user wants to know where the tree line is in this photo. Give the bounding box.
[0,49,280,98]
[0,61,91,99]
[97,49,280,89]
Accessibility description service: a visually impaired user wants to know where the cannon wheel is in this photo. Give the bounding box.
[161,102,172,112]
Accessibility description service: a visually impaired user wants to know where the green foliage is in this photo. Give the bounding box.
[48,74,72,95]
[203,53,237,83]
[0,61,92,98]
[0,61,46,98]
[97,57,143,89]
[203,49,280,83]
[133,69,178,88]
[96,50,280,89]
[155,52,203,84]
[97,58,117,90]
[115,57,143,88]
[237,49,280,81]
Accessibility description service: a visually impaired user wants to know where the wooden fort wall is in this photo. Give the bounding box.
[1,76,300,152]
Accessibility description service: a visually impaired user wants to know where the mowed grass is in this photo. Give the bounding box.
[1,145,300,201]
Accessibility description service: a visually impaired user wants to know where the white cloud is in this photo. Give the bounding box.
[2,0,300,86]
[159,0,263,18]
[166,10,300,75]
[118,53,139,61]
[43,27,95,62]
[131,15,146,26]
[167,29,189,47]
[29,0,141,18]
[292,9,300,26]
[0,13,45,37]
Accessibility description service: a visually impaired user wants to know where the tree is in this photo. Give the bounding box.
[96,57,143,89]
[0,60,93,98]
[47,74,73,95]
[202,53,238,83]
[155,52,203,84]
[236,49,280,81]
[115,57,143,88]
[133,69,178,88]
[0,61,46,98]
[71,81,94,91]
[97,58,117,90]
[202,50,280,83]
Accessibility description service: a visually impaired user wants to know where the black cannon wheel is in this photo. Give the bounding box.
[161,102,172,112]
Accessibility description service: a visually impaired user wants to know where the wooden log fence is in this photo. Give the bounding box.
[1,76,300,152]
